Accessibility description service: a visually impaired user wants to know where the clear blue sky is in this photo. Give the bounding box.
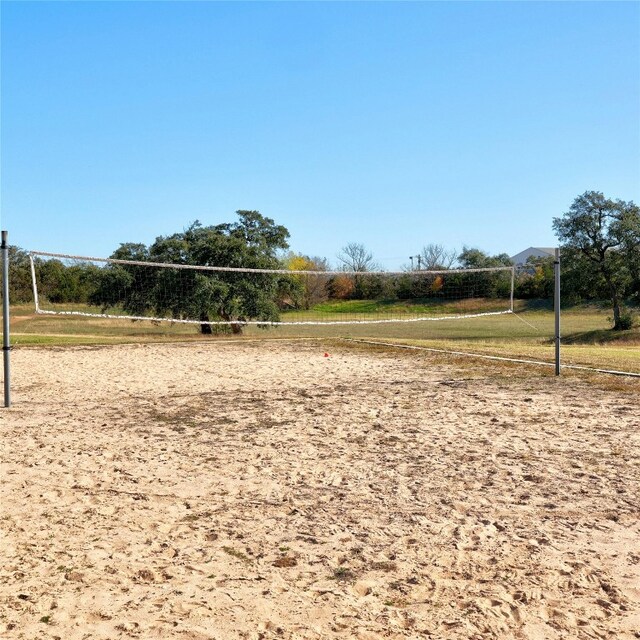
[1,1,638,269]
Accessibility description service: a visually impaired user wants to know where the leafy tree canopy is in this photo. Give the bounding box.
[458,247,513,269]
[283,252,330,309]
[91,211,291,333]
[553,191,640,329]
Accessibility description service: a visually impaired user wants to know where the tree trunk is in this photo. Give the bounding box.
[200,312,212,335]
[602,270,623,330]
[611,294,622,330]
[599,256,625,330]
[219,309,244,335]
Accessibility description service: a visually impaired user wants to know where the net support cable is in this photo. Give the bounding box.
[343,339,640,379]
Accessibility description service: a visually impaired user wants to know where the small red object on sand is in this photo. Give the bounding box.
[324,352,330,357]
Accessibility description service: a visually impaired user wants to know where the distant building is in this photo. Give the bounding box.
[510,247,556,266]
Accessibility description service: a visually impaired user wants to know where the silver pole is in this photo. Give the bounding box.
[509,266,515,312]
[2,230,11,407]
[554,248,561,376]
[29,254,40,312]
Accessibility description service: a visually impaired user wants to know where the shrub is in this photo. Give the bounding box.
[617,311,635,331]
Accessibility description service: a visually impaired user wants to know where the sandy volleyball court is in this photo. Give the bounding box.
[1,340,639,639]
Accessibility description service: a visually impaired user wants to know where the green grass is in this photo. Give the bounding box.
[5,301,639,374]
[283,296,513,319]
[9,304,199,345]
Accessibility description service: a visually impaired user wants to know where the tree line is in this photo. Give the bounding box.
[6,192,640,331]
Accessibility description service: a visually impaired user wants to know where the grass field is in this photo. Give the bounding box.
[6,300,640,374]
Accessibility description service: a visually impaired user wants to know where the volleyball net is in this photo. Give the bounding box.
[28,251,515,327]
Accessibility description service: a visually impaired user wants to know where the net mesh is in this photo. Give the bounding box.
[29,251,515,326]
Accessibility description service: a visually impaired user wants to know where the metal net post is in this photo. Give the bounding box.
[2,231,10,407]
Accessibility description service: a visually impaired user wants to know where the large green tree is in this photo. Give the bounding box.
[553,191,640,329]
[457,247,512,269]
[456,247,513,300]
[6,246,32,303]
[515,255,555,300]
[91,211,291,334]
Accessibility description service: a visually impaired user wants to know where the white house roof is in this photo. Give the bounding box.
[510,247,556,264]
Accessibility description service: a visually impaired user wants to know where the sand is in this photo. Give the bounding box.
[0,339,638,639]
